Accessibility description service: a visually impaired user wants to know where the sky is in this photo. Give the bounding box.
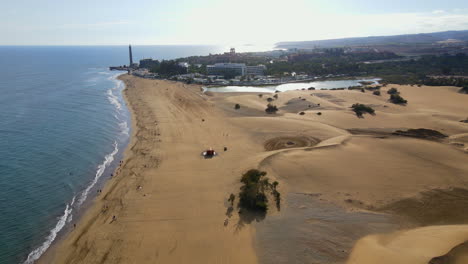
[2,0,468,46]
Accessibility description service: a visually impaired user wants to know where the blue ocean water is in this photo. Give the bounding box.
[0,45,225,264]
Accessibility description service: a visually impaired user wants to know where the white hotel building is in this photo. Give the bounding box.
[206,63,266,76]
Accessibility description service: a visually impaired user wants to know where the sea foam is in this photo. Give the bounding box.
[107,89,122,110]
[77,141,118,206]
[23,197,75,264]
[119,121,129,135]
[22,72,126,263]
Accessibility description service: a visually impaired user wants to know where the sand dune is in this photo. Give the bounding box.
[210,84,468,263]
[348,225,468,264]
[42,78,468,264]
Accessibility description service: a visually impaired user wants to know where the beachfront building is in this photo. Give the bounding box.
[178,62,190,68]
[246,65,266,76]
[206,63,246,77]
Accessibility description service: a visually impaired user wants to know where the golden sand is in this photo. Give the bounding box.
[41,76,468,264]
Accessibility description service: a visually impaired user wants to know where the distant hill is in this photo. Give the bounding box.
[276,30,468,49]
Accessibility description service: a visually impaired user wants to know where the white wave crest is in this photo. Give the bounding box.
[107,89,122,110]
[119,121,129,135]
[77,141,118,206]
[24,197,75,264]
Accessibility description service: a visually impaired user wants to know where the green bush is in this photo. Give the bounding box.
[234,103,240,109]
[387,88,399,95]
[389,94,408,104]
[373,90,381,96]
[238,169,280,212]
[351,103,375,117]
[265,104,278,114]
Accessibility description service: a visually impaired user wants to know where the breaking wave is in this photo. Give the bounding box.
[77,141,118,206]
[119,121,129,135]
[22,72,128,264]
[107,89,121,110]
[23,197,75,264]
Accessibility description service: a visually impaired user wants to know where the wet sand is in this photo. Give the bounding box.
[42,77,468,264]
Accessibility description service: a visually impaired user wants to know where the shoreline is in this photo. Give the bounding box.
[35,73,132,263]
[39,74,258,263]
[39,74,468,264]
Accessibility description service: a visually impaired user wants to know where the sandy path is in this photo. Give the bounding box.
[41,75,259,264]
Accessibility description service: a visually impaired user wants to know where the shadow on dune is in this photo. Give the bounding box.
[429,240,468,264]
[234,210,266,233]
[378,188,468,226]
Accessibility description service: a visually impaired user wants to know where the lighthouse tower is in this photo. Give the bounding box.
[129,45,133,67]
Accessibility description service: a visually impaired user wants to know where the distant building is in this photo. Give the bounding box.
[206,63,267,77]
[139,59,159,69]
[246,65,266,76]
[206,63,246,77]
[178,62,190,68]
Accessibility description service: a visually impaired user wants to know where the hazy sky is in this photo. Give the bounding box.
[2,0,468,46]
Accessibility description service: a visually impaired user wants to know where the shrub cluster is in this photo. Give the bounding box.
[389,94,408,104]
[351,103,375,117]
[265,104,278,114]
[387,87,399,95]
[238,169,280,212]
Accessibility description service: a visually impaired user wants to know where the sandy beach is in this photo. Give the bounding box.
[41,75,468,264]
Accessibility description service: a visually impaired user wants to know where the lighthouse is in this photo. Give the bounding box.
[129,45,133,67]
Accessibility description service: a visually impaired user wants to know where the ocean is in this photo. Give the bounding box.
[0,45,226,264]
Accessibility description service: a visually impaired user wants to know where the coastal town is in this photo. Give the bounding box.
[112,40,468,88]
[111,46,317,86]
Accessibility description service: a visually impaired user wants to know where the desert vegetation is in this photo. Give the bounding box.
[387,87,399,95]
[389,94,408,104]
[238,169,280,212]
[265,104,278,114]
[373,90,381,96]
[234,103,240,109]
[351,103,375,117]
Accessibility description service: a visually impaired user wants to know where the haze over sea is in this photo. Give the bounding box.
[0,45,227,264]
